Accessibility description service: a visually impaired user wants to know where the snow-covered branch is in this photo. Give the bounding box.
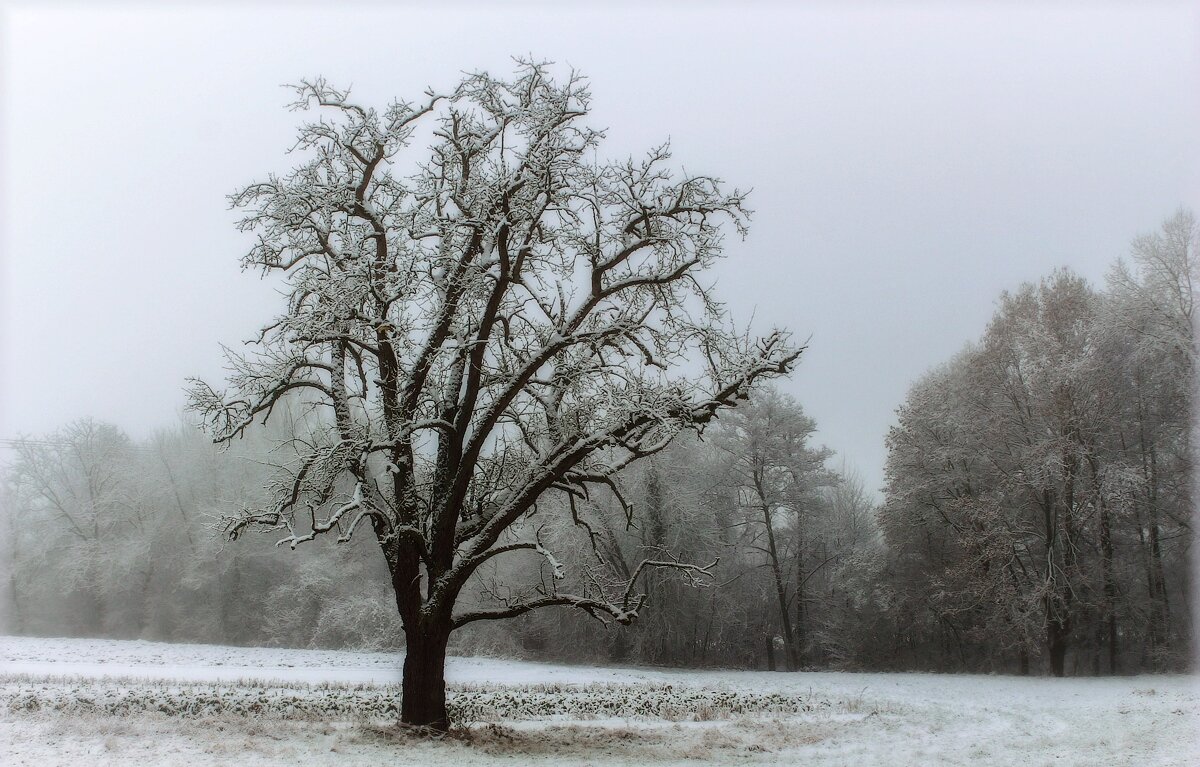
[451,553,717,629]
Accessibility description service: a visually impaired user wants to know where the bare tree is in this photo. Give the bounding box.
[187,61,799,730]
[4,420,136,634]
[711,387,833,670]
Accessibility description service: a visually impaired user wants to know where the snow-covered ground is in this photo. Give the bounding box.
[2,635,1197,766]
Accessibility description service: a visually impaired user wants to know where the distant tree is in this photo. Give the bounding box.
[1102,209,1197,668]
[534,439,740,667]
[188,61,799,730]
[879,353,994,669]
[770,465,882,668]
[883,273,1099,675]
[881,218,1197,675]
[4,419,136,635]
[711,387,834,670]
[0,481,23,634]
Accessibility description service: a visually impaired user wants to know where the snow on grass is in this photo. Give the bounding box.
[2,635,1198,766]
[0,634,684,686]
[0,673,845,722]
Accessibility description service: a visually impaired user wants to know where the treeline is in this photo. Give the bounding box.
[478,391,884,672]
[0,393,876,670]
[0,418,404,650]
[1,211,1194,675]
[878,210,1196,675]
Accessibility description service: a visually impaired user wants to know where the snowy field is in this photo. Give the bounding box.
[2,636,1197,766]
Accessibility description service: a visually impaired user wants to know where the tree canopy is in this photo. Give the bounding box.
[186,60,799,729]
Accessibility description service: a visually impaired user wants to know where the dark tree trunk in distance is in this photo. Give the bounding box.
[1047,618,1068,677]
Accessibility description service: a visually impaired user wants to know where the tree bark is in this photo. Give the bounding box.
[401,621,452,730]
[384,528,454,732]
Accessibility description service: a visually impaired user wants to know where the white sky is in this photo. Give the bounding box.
[2,2,1197,495]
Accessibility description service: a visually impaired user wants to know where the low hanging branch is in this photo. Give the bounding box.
[452,554,720,628]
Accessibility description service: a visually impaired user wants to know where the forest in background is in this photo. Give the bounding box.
[1,211,1194,676]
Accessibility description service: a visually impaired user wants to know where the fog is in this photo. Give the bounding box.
[2,3,1194,493]
[0,16,1197,755]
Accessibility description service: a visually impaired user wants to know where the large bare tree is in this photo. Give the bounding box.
[188,62,799,729]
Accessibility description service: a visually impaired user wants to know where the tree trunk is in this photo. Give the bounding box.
[1040,482,1070,678]
[756,478,798,671]
[1,510,22,634]
[1100,503,1119,674]
[138,555,155,639]
[794,528,807,669]
[402,621,452,731]
[1088,456,1118,674]
[1047,617,1068,677]
[220,557,241,643]
[80,559,104,636]
[1137,419,1171,665]
[4,568,21,635]
[1146,448,1171,666]
[766,541,798,670]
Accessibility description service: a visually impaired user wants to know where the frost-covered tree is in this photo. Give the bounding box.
[711,387,834,670]
[884,272,1108,675]
[187,61,799,730]
[3,419,137,634]
[1102,209,1197,668]
[881,221,1197,674]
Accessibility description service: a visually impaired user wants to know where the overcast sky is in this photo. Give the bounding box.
[2,2,1197,495]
